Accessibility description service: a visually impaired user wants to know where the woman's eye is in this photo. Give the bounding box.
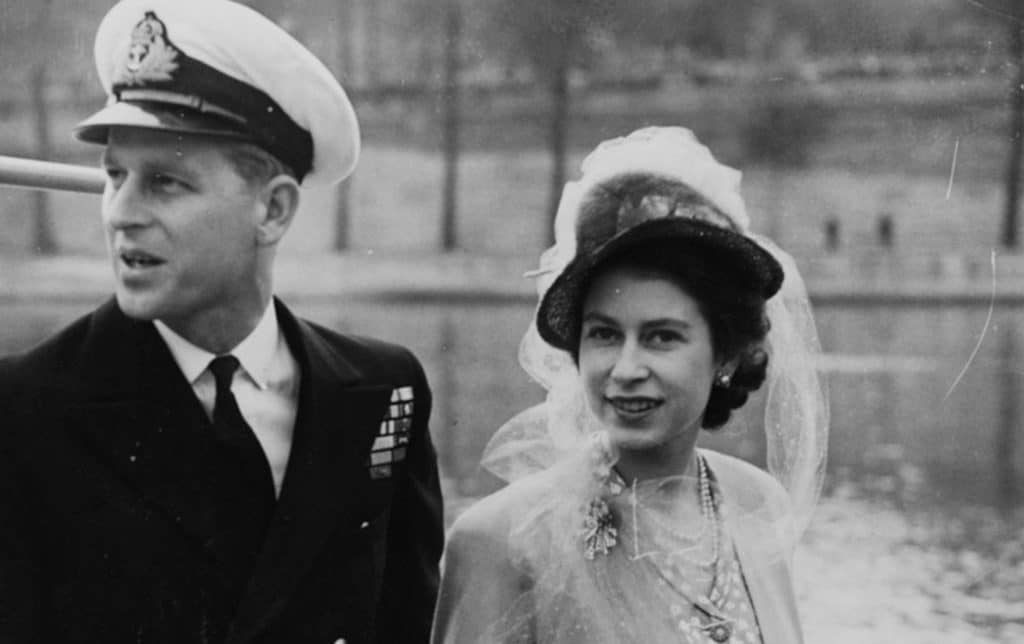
[584,326,619,342]
[647,330,682,346]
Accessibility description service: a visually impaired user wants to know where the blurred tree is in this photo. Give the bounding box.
[241,0,358,252]
[673,0,763,58]
[997,325,1020,509]
[3,0,64,254]
[481,0,661,245]
[331,0,359,252]
[474,0,959,248]
[0,0,101,91]
[440,0,463,252]
[364,0,382,89]
[784,0,964,55]
[1005,14,1023,250]
[741,87,834,241]
[957,0,1024,249]
[743,90,833,167]
[384,0,461,251]
[30,60,58,255]
[665,0,972,60]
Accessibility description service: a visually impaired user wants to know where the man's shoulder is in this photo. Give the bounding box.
[304,318,412,360]
[0,306,102,387]
[292,313,424,379]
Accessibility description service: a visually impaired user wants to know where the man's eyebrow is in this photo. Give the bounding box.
[97,153,202,183]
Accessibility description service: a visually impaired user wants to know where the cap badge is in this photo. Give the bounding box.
[113,11,180,87]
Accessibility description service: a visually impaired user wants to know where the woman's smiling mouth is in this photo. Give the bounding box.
[606,396,663,418]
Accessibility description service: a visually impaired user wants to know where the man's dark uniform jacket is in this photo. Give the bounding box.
[0,298,443,644]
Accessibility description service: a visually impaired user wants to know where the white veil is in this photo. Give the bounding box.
[435,127,830,644]
[481,126,829,547]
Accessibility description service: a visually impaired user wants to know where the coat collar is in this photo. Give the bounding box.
[153,300,283,391]
[68,298,394,639]
[69,298,222,561]
[230,300,393,642]
[74,297,180,398]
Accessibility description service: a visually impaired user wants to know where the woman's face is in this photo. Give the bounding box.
[578,264,721,464]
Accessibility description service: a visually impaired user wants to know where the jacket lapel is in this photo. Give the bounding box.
[68,299,221,561]
[730,530,801,644]
[229,301,392,642]
[707,451,804,644]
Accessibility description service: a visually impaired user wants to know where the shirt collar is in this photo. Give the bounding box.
[154,303,280,390]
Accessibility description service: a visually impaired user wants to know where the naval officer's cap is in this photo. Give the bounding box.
[74,0,359,186]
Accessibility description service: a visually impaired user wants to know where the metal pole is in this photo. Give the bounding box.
[0,155,105,195]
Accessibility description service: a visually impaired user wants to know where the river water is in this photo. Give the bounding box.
[2,297,1022,641]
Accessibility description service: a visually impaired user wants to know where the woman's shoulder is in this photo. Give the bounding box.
[448,466,569,540]
[701,449,791,518]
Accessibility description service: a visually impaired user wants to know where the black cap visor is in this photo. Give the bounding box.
[74,100,252,145]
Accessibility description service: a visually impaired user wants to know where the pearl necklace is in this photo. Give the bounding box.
[579,447,736,640]
[641,455,735,643]
[696,454,721,567]
[624,453,720,568]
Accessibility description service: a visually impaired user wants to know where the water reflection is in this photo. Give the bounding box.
[997,324,1021,509]
[5,296,1024,637]
[3,296,1020,512]
[815,305,1024,511]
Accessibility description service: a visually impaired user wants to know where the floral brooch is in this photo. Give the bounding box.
[579,432,622,559]
[581,497,618,560]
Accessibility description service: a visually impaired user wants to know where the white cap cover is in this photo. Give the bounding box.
[75,0,360,186]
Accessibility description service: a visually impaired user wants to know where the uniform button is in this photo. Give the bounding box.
[359,520,370,529]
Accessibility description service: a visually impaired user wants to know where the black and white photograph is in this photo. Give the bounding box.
[0,1,1021,642]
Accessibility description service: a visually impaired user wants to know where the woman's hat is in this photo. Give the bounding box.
[535,127,784,352]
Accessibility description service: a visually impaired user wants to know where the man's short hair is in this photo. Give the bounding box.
[223,142,296,187]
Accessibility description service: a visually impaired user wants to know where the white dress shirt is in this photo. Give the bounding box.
[154,304,300,497]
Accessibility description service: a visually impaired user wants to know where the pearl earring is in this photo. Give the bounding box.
[715,372,732,388]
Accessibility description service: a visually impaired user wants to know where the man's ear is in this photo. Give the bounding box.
[256,175,300,246]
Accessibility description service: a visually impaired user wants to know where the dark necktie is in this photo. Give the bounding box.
[207,355,276,596]
[209,355,276,499]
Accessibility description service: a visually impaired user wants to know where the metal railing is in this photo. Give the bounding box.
[0,155,104,195]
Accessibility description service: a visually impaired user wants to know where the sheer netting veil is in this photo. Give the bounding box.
[483,127,827,546]
[439,127,829,644]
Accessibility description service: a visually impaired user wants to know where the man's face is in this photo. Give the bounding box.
[100,128,266,336]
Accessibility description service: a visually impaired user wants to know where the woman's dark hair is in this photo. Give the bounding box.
[572,241,772,430]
